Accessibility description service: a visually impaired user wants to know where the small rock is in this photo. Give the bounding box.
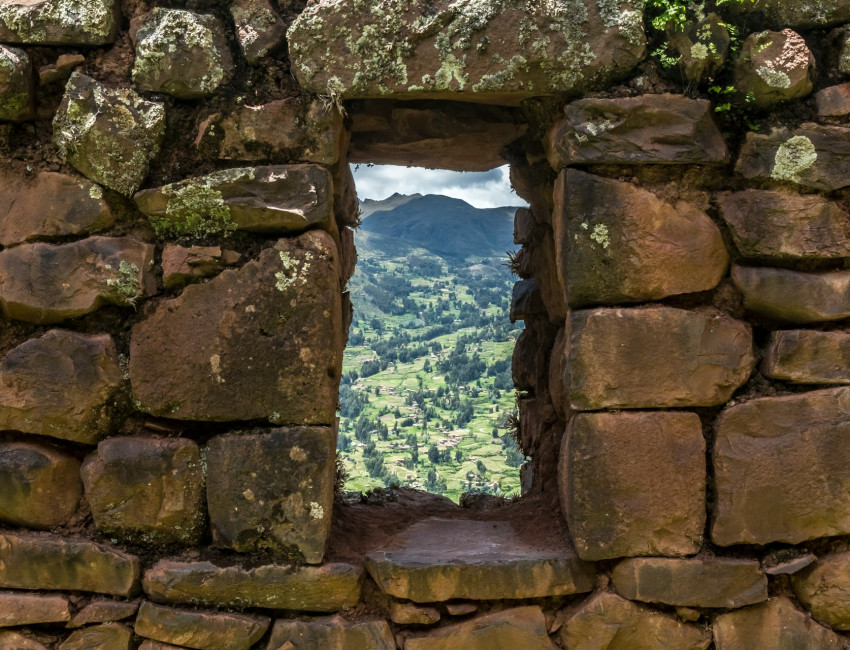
[509,279,544,321]
[559,411,706,561]
[816,82,850,117]
[792,552,850,629]
[142,560,362,612]
[560,592,710,650]
[134,601,268,650]
[734,29,814,109]
[68,600,140,628]
[713,387,850,546]
[612,557,767,608]
[138,642,183,650]
[266,617,394,650]
[732,265,850,323]
[161,245,240,290]
[59,624,131,650]
[229,0,286,63]
[713,597,844,649]
[390,602,440,625]
[134,165,333,238]
[676,607,701,623]
[568,307,754,410]
[0,441,82,529]
[81,436,205,545]
[446,603,477,616]
[53,73,166,196]
[0,631,48,650]
[764,330,850,384]
[0,0,119,45]
[0,170,114,246]
[406,606,556,650]
[0,330,122,444]
[666,13,730,85]
[735,124,850,191]
[717,189,850,261]
[130,8,233,99]
[0,592,70,626]
[547,94,728,169]
[205,427,335,563]
[38,53,85,85]
[763,553,816,576]
[0,532,139,596]
[0,46,33,121]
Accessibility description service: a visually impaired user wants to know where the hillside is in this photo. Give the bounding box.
[340,193,526,502]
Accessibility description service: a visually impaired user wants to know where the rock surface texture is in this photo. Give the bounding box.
[0,0,119,45]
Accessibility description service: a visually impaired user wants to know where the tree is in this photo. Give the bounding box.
[428,444,440,464]
[455,448,462,463]
[476,459,488,475]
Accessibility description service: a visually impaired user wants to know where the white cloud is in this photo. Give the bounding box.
[350,164,526,209]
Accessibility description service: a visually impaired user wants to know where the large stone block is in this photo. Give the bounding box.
[717,189,850,261]
[0,46,33,122]
[568,307,754,410]
[134,165,333,238]
[0,170,114,246]
[53,73,166,196]
[764,330,850,384]
[0,631,48,649]
[0,237,155,324]
[0,330,122,443]
[266,617,394,650]
[129,231,342,424]
[0,0,118,45]
[130,9,233,99]
[81,437,205,545]
[0,592,70,627]
[733,30,814,110]
[0,533,139,596]
[68,600,139,628]
[792,552,850,630]
[713,387,850,546]
[59,624,131,650]
[732,265,850,323]
[287,0,645,105]
[134,602,268,650]
[735,124,850,191]
[559,411,705,561]
[713,597,845,650]
[143,560,363,612]
[365,518,593,602]
[230,0,286,63]
[612,557,767,608]
[405,607,556,650]
[554,170,727,307]
[547,94,728,169]
[737,0,850,28]
[559,592,710,650]
[0,442,82,529]
[205,427,335,563]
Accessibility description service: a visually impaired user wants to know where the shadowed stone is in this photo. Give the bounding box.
[0,441,82,529]
[0,533,139,596]
[266,617,394,650]
[0,0,119,45]
[0,46,33,121]
[0,171,114,246]
[0,330,122,444]
[134,165,333,238]
[667,14,729,85]
[547,94,728,169]
[129,231,342,424]
[81,437,205,545]
[713,387,850,546]
[365,518,594,602]
[287,0,645,105]
[559,411,705,561]
[130,9,233,99]
[406,606,556,650]
[143,560,363,612]
[59,624,131,650]
[161,245,240,291]
[510,279,545,321]
[68,600,140,628]
[733,30,814,109]
[713,597,845,650]
[792,552,850,630]
[390,602,440,625]
[737,0,850,29]
[732,265,850,323]
[612,557,767,608]
[816,82,850,117]
[134,602,269,650]
[560,592,711,650]
[764,330,850,384]
[554,170,727,307]
[717,190,850,261]
[230,0,286,63]
[568,307,754,410]
[205,427,335,563]
[53,73,165,196]
[735,124,850,191]
[0,592,70,627]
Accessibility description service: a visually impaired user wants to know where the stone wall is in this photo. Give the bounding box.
[2,0,850,648]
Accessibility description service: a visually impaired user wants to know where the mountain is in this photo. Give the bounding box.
[357,194,521,261]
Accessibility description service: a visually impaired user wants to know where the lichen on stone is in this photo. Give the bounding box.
[756,65,791,89]
[771,135,817,183]
[0,0,117,44]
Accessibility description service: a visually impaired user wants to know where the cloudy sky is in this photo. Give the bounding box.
[350,164,526,209]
